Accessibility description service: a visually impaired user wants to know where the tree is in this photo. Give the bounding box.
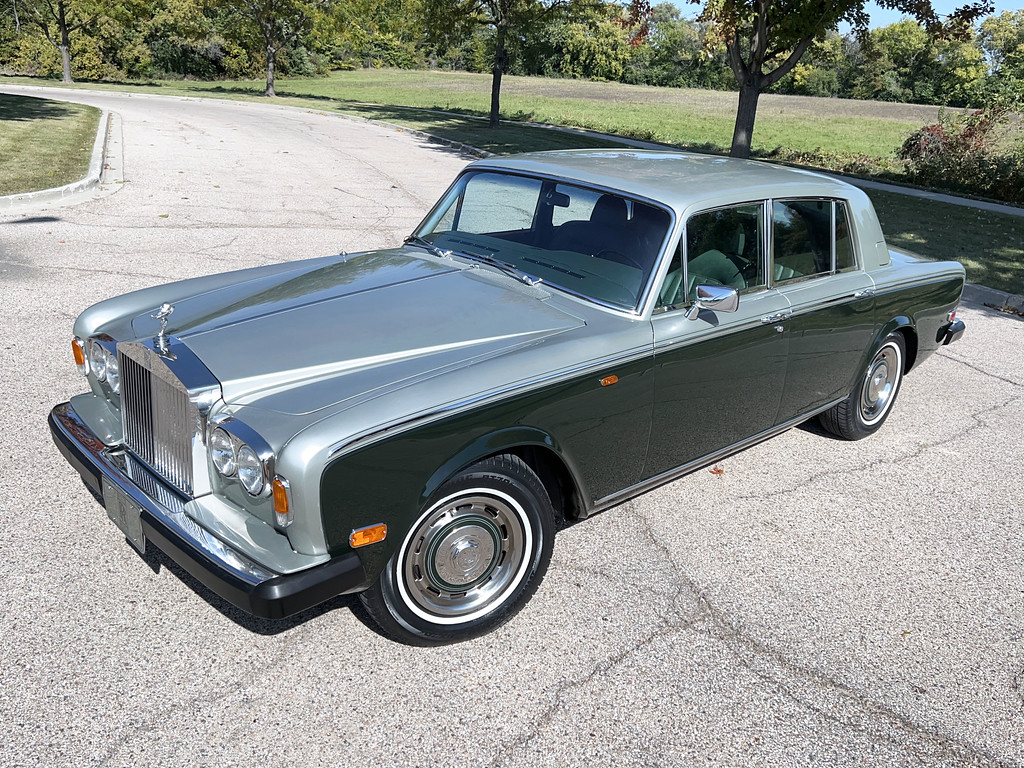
[221,0,331,95]
[979,9,1024,101]
[691,0,993,158]
[14,0,105,82]
[423,0,572,128]
[555,2,632,80]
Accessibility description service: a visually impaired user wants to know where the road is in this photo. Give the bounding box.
[1,87,1022,768]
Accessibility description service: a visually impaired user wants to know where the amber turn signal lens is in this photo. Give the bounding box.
[72,338,86,374]
[272,477,292,528]
[600,375,619,387]
[350,523,387,549]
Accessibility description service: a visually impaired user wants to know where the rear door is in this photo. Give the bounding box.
[769,199,878,424]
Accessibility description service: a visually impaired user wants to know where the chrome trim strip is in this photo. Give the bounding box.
[590,397,845,513]
[872,275,962,294]
[327,345,655,459]
[52,402,276,585]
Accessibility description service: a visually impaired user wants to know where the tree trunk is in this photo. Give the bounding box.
[489,25,507,128]
[730,77,762,159]
[265,46,276,97]
[58,2,73,83]
[59,44,73,84]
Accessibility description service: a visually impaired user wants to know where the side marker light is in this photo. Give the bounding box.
[350,523,387,549]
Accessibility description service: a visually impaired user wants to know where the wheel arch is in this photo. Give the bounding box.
[874,315,918,373]
[422,427,588,522]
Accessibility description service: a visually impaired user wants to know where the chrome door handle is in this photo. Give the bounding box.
[761,311,792,324]
[853,288,876,298]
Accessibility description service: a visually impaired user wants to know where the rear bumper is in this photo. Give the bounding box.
[941,319,966,346]
[49,401,365,620]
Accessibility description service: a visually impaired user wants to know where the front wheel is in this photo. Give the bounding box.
[819,332,906,441]
[360,454,555,646]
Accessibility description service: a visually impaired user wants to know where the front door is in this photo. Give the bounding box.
[642,200,791,481]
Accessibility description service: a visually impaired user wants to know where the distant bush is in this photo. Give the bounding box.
[897,108,1024,203]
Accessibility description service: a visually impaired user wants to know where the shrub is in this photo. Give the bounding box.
[897,107,1024,203]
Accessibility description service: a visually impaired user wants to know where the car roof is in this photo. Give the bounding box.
[469,149,860,214]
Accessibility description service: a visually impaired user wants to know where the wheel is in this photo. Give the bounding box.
[819,332,906,441]
[360,454,555,646]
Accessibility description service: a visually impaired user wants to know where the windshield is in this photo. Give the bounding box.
[413,170,672,310]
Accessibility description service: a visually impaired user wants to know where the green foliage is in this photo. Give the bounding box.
[554,5,632,81]
[897,107,1024,202]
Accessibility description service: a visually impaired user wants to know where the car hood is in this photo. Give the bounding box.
[130,250,586,415]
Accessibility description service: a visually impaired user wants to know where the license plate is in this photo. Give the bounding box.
[102,477,146,554]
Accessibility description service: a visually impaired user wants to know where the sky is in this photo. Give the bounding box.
[856,0,1019,29]
[673,2,1020,30]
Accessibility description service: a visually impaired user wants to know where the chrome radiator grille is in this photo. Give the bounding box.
[119,345,196,497]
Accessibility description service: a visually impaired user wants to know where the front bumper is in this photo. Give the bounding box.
[49,402,365,620]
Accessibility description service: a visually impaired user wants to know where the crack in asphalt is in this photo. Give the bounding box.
[635,508,1020,768]
[734,390,1022,506]
[487,501,695,767]
[936,347,1023,388]
[489,502,1019,767]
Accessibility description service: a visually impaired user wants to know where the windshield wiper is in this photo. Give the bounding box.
[460,250,543,287]
[404,235,452,260]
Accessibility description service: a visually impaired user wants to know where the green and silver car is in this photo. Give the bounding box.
[50,150,966,645]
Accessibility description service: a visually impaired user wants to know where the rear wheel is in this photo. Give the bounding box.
[360,454,554,646]
[819,332,906,441]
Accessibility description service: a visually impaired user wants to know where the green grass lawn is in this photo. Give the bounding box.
[0,93,101,196]
[868,189,1024,296]
[1,69,935,157]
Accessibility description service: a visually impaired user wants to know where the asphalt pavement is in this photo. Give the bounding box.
[1,86,1022,768]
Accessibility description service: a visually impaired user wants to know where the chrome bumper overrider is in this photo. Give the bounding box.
[49,402,365,620]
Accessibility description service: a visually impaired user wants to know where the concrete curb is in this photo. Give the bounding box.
[961,282,1024,315]
[0,108,110,209]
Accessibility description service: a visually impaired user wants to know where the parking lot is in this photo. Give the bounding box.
[1,87,1021,767]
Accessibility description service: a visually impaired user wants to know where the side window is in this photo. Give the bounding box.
[657,203,764,309]
[772,200,831,284]
[683,203,764,303]
[835,202,856,272]
[774,199,858,284]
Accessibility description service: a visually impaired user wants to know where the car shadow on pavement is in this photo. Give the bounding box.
[137,544,363,635]
[796,416,846,440]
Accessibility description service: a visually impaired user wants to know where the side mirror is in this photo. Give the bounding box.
[685,284,739,320]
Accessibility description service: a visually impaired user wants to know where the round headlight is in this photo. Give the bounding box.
[89,340,107,382]
[210,428,237,477]
[236,445,265,496]
[105,351,120,394]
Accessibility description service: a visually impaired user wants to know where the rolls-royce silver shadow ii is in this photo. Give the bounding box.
[50,150,967,644]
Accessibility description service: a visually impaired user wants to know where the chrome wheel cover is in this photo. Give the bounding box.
[396,488,534,624]
[860,341,902,426]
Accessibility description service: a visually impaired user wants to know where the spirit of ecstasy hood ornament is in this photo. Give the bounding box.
[151,302,174,356]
